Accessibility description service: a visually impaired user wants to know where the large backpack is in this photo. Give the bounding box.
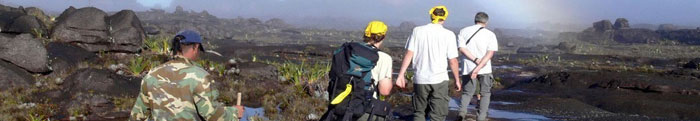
[322,42,379,121]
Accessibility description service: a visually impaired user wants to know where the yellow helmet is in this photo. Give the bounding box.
[364,21,388,37]
[429,5,449,24]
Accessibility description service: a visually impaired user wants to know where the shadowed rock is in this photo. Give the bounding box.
[613,28,660,43]
[62,68,140,96]
[0,61,34,91]
[593,20,613,32]
[0,34,50,73]
[684,58,700,69]
[51,7,144,53]
[613,18,629,30]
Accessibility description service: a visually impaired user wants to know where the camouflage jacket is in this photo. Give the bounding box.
[130,56,239,121]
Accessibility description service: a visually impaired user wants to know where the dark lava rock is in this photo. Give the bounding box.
[613,18,630,30]
[0,61,34,90]
[684,58,700,69]
[51,7,144,53]
[613,28,660,43]
[62,68,140,96]
[516,45,552,54]
[0,34,51,73]
[593,20,613,32]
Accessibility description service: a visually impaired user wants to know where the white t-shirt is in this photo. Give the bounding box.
[371,51,392,98]
[405,23,459,84]
[458,25,498,75]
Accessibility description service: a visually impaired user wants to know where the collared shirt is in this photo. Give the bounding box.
[405,23,459,84]
[129,56,239,121]
[458,25,498,75]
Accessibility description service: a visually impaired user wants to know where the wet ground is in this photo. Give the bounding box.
[210,39,700,121]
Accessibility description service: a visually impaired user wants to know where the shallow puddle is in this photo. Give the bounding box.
[449,98,551,121]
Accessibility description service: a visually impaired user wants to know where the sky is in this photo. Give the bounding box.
[2,0,699,30]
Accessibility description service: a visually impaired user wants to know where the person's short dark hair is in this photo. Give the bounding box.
[431,8,446,22]
[474,12,489,24]
[171,35,200,55]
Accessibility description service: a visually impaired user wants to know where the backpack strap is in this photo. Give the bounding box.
[465,27,485,45]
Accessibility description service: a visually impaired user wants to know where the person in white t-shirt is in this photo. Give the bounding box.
[457,12,498,121]
[395,6,461,121]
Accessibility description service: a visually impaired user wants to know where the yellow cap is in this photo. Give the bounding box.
[429,5,449,24]
[364,21,388,37]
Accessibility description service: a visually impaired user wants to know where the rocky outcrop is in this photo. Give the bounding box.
[62,68,141,96]
[657,24,677,31]
[593,20,613,32]
[613,28,660,43]
[0,5,48,35]
[0,34,51,73]
[51,7,144,53]
[613,18,629,30]
[0,61,34,91]
[658,29,700,45]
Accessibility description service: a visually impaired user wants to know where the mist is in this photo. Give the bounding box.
[3,0,699,31]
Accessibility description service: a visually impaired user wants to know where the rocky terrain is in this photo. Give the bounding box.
[1,4,700,121]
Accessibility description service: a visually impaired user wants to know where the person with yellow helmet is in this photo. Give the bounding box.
[396,5,462,121]
[321,21,394,121]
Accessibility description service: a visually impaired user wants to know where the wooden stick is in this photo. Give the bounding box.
[236,92,242,106]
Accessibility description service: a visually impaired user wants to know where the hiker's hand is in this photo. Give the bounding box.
[396,76,406,88]
[455,78,462,91]
[470,72,478,79]
[475,58,482,64]
[235,105,245,119]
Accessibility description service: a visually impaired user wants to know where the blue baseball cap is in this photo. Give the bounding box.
[176,30,205,51]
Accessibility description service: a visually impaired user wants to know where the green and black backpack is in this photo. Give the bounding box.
[321,41,382,121]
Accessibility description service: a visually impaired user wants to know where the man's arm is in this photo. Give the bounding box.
[470,51,495,78]
[395,50,413,88]
[194,74,242,121]
[129,77,153,121]
[449,58,461,91]
[459,48,478,63]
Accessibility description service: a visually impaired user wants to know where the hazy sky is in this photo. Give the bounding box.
[3,0,699,30]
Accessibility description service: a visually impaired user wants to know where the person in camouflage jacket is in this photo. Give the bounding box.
[130,30,244,121]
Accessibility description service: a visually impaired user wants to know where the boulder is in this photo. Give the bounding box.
[593,20,613,32]
[6,15,45,34]
[51,7,144,53]
[0,61,34,91]
[556,42,577,53]
[62,68,140,96]
[0,34,51,72]
[613,28,661,43]
[143,26,160,35]
[684,58,700,69]
[51,7,109,44]
[613,18,629,30]
[23,7,52,28]
[0,4,25,28]
[108,10,145,52]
